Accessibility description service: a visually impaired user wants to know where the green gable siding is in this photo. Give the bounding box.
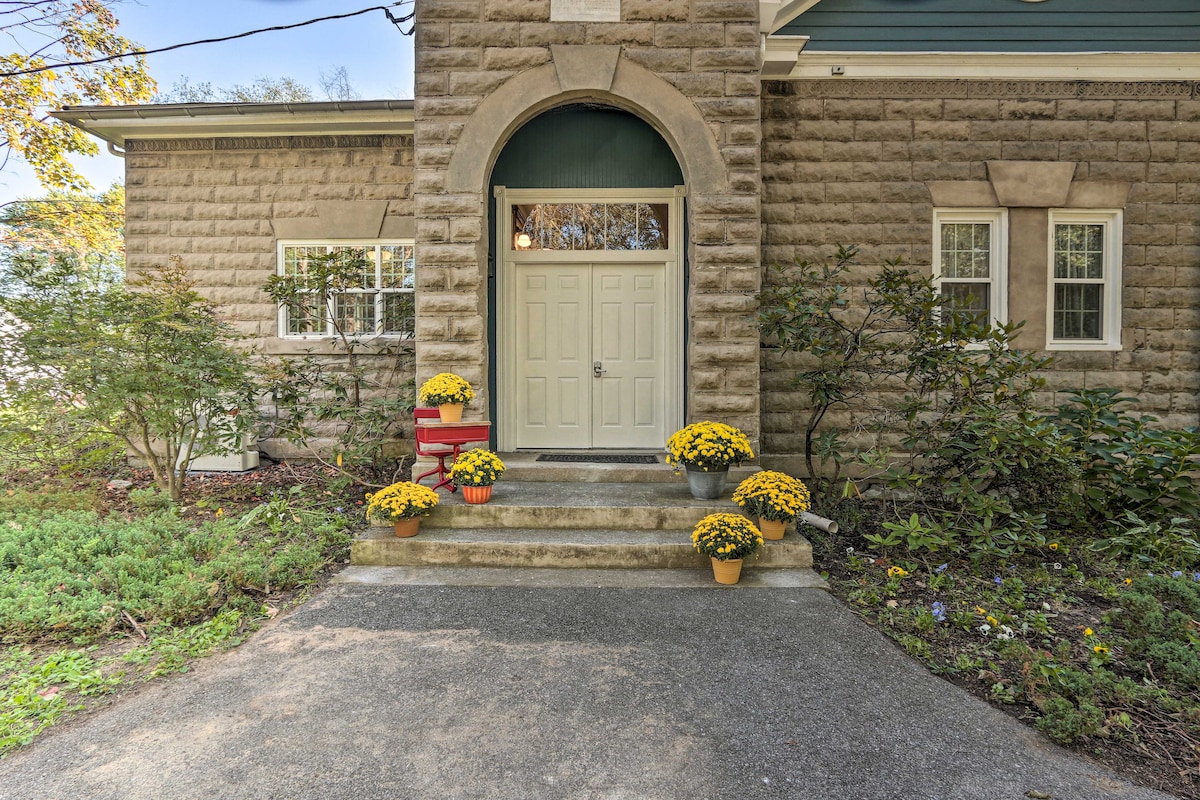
[779,0,1200,53]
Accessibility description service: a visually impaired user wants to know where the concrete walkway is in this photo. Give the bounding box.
[0,581,1175,800]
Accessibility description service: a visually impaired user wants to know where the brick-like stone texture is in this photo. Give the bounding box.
[414,0,764,443]
[125,134,417,440]
[760,79,1200,459]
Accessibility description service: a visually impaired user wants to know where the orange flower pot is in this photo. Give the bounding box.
[438,403,464,423]
[393,518,421,538]
[711,557,743,585]
[461,485,493,504]
[759,518,786,540]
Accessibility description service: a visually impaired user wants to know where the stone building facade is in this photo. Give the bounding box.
[760,79,1200,456]
[55,0,1200,467]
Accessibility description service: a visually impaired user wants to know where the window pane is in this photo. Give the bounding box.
[940,223,990,279]
[331,246,374,290]
[383,293,415,337]
[334,294,376,336]
[287,296,325,335]
[283,246,324,278]
[1054,224,1104,280]
[1053,283,1102,339]
[512,202,668,251]
[381,246,415,289]
[941,281,990,325]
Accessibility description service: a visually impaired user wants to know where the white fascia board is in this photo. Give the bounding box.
[52,106,415,147]
[762,48,1200,80]
[762,35,810,76]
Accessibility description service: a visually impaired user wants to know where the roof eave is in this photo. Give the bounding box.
[51,99,416,147]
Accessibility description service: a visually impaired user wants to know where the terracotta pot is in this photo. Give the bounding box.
[438,403,464,423]
[461,485,493,504]
[393,518,420,538]
[759,518,786,540]
[711,557,743,585]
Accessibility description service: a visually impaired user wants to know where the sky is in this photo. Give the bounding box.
[0,0,416,205]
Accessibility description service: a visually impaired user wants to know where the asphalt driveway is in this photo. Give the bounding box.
[0,583,1175,800]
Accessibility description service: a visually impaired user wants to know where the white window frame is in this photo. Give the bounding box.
[276,240,415,340]
[1046,210,1123,351]
[932,208,1008,331]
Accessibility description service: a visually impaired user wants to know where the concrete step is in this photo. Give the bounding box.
[351,526,814,570]
[495,453,761,484]
[334,565,829,589]
[423,480,748,530]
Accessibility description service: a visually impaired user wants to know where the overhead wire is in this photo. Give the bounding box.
[0,1,415,79]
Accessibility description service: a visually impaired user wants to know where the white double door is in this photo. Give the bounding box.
[512,261,668,450]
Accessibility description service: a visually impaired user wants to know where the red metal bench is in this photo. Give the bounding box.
[413,408,492,492]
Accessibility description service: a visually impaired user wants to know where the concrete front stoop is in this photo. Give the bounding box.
[345,455,826,589]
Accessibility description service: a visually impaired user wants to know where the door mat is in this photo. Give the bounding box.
[536,454,660,464]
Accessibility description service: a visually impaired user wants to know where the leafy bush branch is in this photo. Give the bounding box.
[261,249,414,485]
[0,256,256,500]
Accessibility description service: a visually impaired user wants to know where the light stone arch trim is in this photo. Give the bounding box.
[445,50,727,196]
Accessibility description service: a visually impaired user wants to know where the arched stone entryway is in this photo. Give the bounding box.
[489,104,685,450]
[413,41,763,449]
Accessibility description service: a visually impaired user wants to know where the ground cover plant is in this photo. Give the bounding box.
[0,459,364,756]
[808,523,1200,799]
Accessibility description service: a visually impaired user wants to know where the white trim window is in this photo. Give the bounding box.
[933,209,1008,329]
[1047,211,1122,351]
[277,241,415,339]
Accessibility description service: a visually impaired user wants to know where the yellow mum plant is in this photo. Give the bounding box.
[666,421,754,473]
[448,448,506,487]
[366,481,440,522]
[691,512,764,561]
[418,373,475,406]
[732,470,812,522]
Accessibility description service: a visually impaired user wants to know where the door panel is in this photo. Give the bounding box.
[591,264,666,448]
[514,266,591,448]
[512,261,667,449]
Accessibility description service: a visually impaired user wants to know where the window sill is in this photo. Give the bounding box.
[265,337,414,356]
[1045,341,1122,352]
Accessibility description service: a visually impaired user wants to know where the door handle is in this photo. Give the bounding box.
[593,361,605,378]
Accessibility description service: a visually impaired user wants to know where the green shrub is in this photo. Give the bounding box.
[1108,575,1200,690]
[1055,388,1200,523]
[0,258,257,501]
[1090,513,1200,570]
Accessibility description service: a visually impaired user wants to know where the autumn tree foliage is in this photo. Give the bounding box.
[1,0,154,189]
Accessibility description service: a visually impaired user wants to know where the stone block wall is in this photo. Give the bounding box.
[125,134,415,349]
[413,0,765,442]
[123,134,418,447]
[760,79,1200,458]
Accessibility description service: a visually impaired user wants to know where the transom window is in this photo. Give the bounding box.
[933,209,1008,329]
[1048,211,1122,350]
[277,242,414,339]
[511,202,668,251]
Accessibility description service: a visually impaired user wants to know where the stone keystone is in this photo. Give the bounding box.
[551,45,621,92]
